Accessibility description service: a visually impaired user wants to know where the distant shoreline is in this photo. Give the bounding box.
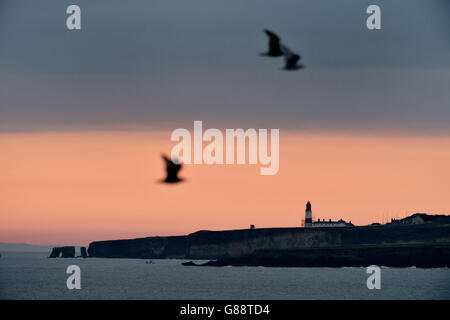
[0,243,56,253]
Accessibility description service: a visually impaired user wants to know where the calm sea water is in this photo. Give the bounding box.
[0,252,449,299]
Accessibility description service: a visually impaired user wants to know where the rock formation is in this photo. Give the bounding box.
[48,246,75,258]
[49,247,61,258]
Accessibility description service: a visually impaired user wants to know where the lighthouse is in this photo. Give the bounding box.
[304,201,312,227]
[303,201,354,228]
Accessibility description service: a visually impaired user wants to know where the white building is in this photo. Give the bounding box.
[303,202,354,228]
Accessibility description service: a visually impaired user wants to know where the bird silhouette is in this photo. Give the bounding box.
[161,154,183,183]
[261,29,304,71]
[280,44,304,71]
[261,29,283,57]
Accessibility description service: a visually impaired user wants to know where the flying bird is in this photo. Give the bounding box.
[261,29,304,70]
[161,154,183,183]
[261,29,284,57]
[280,44,304,71]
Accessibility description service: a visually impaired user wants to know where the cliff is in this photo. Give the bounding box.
[88,236,188,259]
[87,217,450,260]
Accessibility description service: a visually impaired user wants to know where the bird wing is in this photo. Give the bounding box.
[280,44,297,58]
[280,44,301,67]
[288,54,300,66]
[264,29,282,54]
[264,29,281,42]
[162,155,181,174]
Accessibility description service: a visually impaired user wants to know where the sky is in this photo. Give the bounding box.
[1,1,449,245]
[1,0,450,131]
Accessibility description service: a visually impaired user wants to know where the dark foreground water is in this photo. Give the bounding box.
[0,252,449,299]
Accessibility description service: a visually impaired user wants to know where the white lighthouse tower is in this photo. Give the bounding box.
[304,201,313,227]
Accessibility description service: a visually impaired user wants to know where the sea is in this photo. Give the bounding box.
[1,252,449,300]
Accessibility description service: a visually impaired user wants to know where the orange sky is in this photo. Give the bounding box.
[1,131,450,245]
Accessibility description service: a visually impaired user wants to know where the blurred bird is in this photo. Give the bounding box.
[161,154,183,183]
[280,44,304,71]
[261,29,284,57]
[261,29,304,71]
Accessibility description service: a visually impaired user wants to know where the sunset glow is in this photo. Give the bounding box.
[1,131,449,245]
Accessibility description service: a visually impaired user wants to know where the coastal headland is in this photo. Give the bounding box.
[82,214,450,267]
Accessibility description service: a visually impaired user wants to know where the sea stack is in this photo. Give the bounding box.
[48,246,75,258]
[49,247,61,258]
[80,247,88,258]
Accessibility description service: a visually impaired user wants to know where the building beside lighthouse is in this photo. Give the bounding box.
[303,201,354,228]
